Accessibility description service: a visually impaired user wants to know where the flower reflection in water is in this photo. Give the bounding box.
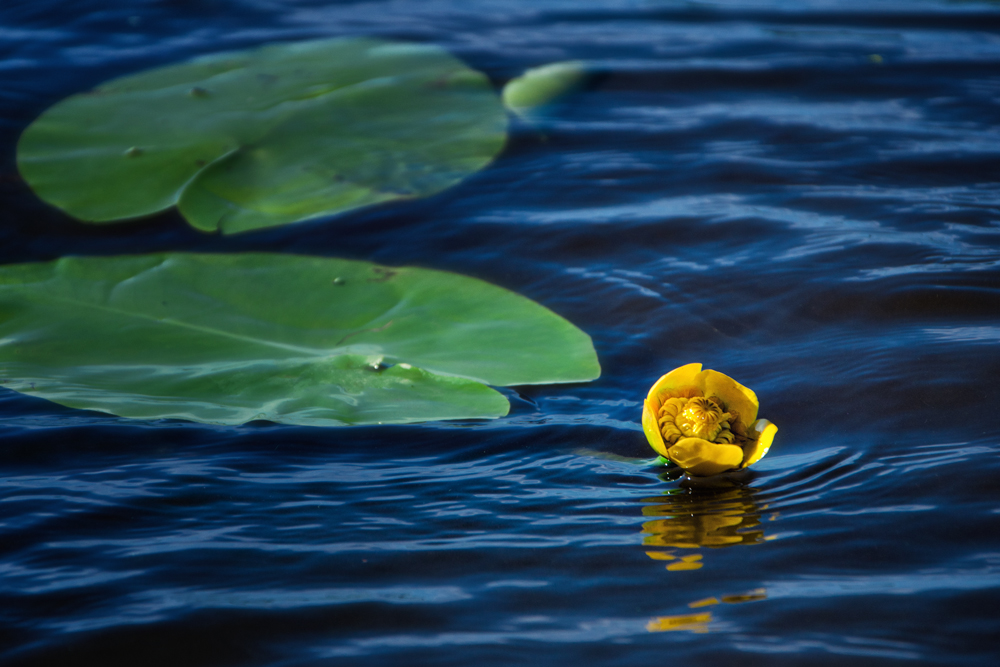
[641,481,773,633]
[646,589,767,634]
[642,481,770,565]
[645,611,713,633]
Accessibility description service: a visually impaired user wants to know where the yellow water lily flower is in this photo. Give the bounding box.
[642,363,777,477]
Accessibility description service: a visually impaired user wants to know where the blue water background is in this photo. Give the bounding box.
[2,0,1000,664]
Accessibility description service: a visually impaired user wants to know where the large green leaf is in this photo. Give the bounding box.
[17,38,508,234]
[0,253,600,426]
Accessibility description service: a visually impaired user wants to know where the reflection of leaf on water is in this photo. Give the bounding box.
[641,485,768,565]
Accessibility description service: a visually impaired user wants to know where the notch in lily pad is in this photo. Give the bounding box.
[17,37,509,234]
[0,252,600,426]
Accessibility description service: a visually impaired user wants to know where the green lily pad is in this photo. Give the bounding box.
[0,253,600,426]
[502,61,588,118]
[17,38,508,234]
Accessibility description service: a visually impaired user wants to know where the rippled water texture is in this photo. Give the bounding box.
[3,1,1000,665]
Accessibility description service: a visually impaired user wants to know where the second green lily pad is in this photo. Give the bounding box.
[17,38,508,234]
[0,253,600,426]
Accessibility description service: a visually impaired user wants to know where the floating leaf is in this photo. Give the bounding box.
[17,38,508,234]
[0,253,599,426]
[502,61,588,118]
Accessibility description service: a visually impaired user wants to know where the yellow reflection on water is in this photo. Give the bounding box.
[638,480,772,633]
[718,588,767,604]
[688,596,718,608]
[641,483,767,559]
[647,588,767,633]
[646,612,712,633]
[688,588,767,608]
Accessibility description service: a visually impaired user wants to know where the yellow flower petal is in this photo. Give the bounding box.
[667,437,744,477]
[740,419,778,468]
[642,398,668,457]
[646,363,703,404]
[698,368,759,428]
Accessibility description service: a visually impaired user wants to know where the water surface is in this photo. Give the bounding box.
[2,1,1000,665]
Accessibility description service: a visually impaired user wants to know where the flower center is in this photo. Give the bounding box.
[656,391,739,445]
[677,397,726,440]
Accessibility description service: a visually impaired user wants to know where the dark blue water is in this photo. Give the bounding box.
[3,1,1000,665]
